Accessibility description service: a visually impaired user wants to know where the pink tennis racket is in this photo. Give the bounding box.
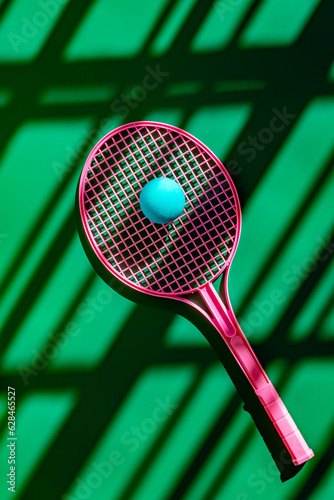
[77,121,313,467]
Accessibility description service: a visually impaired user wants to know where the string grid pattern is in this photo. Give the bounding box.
[82,124,238,294]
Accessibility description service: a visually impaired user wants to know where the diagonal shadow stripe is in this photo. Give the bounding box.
[249,235,334,370]
[293,429,334,500]
[116,367,211,500]
[162,0,215,52]
[36,0,97,60]
[0,112,105,299]
[311,289,334,340]
[140,0,180,54]
[229,0,262,47]
[167,393,241,500]
[0,211,77,353]
[236,154,334,319]
[0,0,12,18]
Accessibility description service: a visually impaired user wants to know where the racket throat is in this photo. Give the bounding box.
[199,283,236,337]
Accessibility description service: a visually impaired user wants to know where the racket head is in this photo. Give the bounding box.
[77,121,241,298]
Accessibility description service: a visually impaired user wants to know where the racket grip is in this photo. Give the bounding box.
[199,283,313,467]
[255,383,314,465]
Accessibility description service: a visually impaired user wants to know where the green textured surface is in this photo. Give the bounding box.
[240,0,322,47]
[64,0,171,59]
[0,0,67,61]
[0,391,76,499]
[0,1,333,499]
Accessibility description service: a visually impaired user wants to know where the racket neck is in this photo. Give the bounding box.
[199,282,268,391]
[199,282,236,338]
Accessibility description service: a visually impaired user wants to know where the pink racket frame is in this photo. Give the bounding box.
[79,122,314,466]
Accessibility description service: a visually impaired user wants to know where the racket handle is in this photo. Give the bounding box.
[200,283,314,466]
[255,383,314,465]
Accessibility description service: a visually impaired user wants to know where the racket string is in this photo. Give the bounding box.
[83,124,238,293]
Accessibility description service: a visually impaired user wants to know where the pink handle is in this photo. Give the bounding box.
[255,384,314,465]
[200,283,314,466]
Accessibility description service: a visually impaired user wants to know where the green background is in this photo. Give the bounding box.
[0,0,334,499]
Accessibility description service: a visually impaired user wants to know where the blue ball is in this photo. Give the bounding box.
[140,177,185,224]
